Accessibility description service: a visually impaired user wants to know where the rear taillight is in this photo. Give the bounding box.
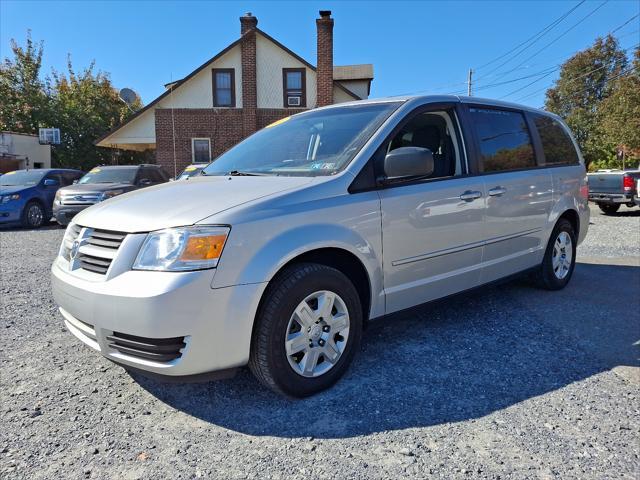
[623,175,634,191]
[580,176,589,199]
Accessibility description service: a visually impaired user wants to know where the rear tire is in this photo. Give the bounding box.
[534,218,576,290]
[598,203,620,215]
[21,201,45,228]
[249,263,363,397]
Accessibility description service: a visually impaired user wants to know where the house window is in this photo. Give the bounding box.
[192,138,211,163]
[212,69,235,107]
[283,68,306,108]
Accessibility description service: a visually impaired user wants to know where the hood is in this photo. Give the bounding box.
[73,175,315,232]
[0,185,33,196]
[59,182,135,194]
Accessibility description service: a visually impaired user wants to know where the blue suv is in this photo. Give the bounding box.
[0,169,84,228]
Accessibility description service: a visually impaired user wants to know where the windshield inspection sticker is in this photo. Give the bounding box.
[89,168,101,173]
[265,116,290,129]
[184,166,197,171]
[311,162,336,170]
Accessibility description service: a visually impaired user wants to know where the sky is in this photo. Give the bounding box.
[1,0,638,109]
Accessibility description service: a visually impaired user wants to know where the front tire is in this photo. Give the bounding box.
[249,263,363,397]
[535,218,576,290]
[21,201,45,228]
[598,203,620,215]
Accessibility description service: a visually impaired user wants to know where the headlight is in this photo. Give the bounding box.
[133,226,230,271]
[1,194,20,203]
[99,189,124,201]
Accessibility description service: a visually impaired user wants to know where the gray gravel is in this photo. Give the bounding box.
[1,204,639,480]
[579,204,640,259]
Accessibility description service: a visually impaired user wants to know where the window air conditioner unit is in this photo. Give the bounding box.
[287,96,301,107]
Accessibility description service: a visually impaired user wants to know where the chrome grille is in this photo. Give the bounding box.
[77,253,113,274]
[62,224,127,275]
[60,193,101,205]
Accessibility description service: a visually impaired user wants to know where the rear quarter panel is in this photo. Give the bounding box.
[551,165,589,245]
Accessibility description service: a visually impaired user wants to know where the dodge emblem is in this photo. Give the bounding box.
[70,240,80,260]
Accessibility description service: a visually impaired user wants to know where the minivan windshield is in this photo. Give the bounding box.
[0,170,46,186]
[202,102,400,177]
[78,167,137,185]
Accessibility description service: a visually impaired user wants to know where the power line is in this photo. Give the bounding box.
[513,41,639,102]
[474,9,635,100]
[563,67,634,99]
[474,0,586,73]
[491,1,609,82]
[499,70,558,99]
[610,13,639,34]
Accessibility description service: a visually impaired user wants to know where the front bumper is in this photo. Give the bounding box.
[51,257,267,378]
[588,193,633,204]
[0,203,23,224]
[53,204,91,225]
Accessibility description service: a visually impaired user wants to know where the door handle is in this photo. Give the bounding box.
[459,190,483,202]
[488,186,507,197]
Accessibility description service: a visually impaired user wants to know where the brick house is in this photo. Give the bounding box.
[96,11,374,177]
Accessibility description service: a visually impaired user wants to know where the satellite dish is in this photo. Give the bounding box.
[119,88,138,105]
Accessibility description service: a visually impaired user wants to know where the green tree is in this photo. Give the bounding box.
[545,35,628,168]
[49,57,143,170]
[0,31,50,133]
[597,47,640,168]
[1,32,147,170]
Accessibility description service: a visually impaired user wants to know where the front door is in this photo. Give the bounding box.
[379,106,487,314]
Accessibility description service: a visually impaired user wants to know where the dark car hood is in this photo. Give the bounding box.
[58,183,135,194]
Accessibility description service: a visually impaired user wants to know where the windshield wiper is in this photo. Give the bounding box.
[227,170,268,176]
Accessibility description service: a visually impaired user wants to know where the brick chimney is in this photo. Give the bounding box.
[240,12,258,135]
[316,10,334,107]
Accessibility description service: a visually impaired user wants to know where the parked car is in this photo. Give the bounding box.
[176,163,208,180]
[51,96,589,397]
[0,168,84,228]
[53,164,170,225]
[587,169,640,214]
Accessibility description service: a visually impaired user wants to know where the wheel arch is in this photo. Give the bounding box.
[558,208,579,236]
[255,247,373,327]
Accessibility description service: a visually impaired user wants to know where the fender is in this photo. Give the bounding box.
[211,221,385,319]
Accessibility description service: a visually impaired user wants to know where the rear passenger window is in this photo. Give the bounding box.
[532,114,579,165]
[469,108,536,173]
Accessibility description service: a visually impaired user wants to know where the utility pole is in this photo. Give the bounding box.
[467,68,473,96]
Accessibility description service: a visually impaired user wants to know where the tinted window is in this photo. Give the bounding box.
[144,168,165,183]
[533,114,579,165]
[78,167,138,185]
[60,172,81,186]
[193,139,210,163]
[469,108,536,172]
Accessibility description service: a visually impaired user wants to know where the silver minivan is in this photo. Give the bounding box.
[51,96,589,397]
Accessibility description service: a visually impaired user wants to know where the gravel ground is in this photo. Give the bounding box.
[1,203,638,480]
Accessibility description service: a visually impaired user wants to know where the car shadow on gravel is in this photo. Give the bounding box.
[134,262,640,439]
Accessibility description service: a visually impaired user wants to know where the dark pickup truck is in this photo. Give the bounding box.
[587,169,640,214]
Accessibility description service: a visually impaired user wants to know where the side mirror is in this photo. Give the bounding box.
[44,178,59,187]
[383,147,434,181]
[139,178,152,186]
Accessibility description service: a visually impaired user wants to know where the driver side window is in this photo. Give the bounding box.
[387,110,464,179]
